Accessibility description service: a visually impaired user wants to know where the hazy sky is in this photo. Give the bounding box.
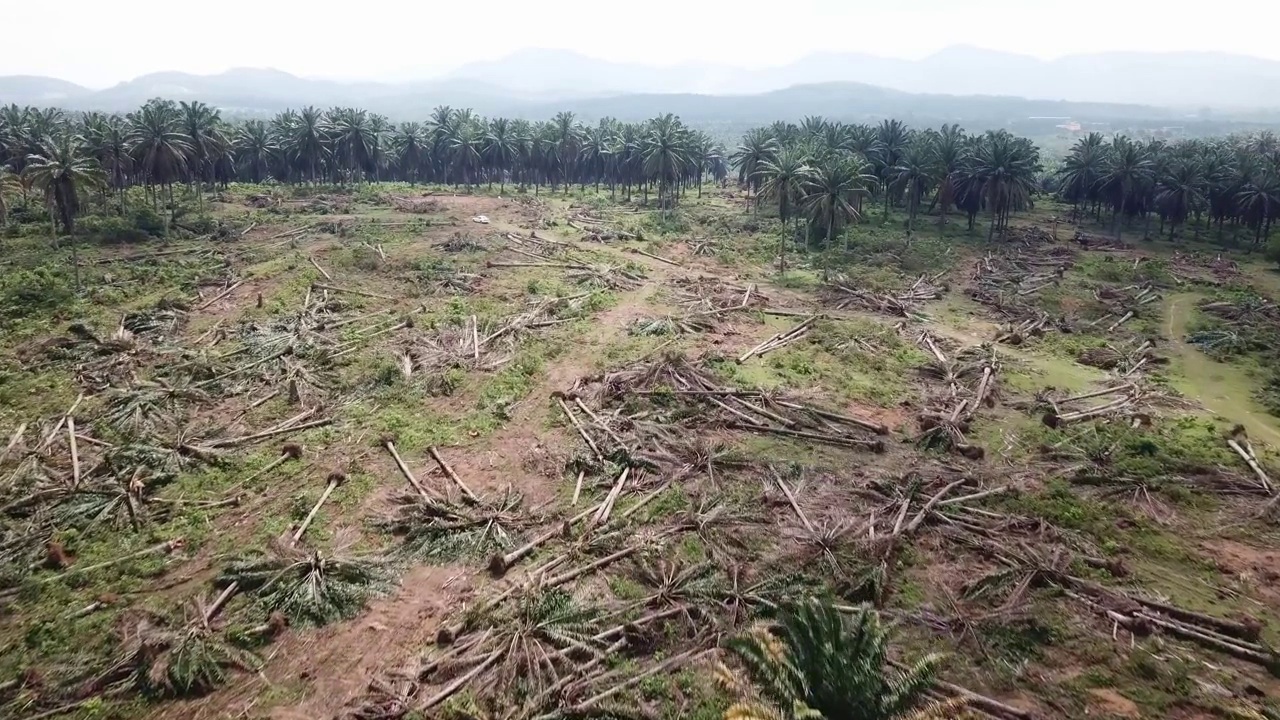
[6,0,1277,87]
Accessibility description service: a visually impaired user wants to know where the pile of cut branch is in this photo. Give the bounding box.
[627,315,713,337]
[1066,576,1276,671]
[485,259,645,291]
[1087,282,1161,334]
[1076,339,1162,376]
[567,352,889,462]
[405,295,583,376]
[504,230,568,258]
[1170,249,1240,284]
[672,277,767,316]
[358,577,712,718]
[821,274,941,319]
[1072,230,1130,251]
[434,231,484,253]
[566,209,637,240]
[389,195,442,214]
[1040,383,1143,428]
[967,247,1073,327]
[21,322,145,392]
[912,335,999,459]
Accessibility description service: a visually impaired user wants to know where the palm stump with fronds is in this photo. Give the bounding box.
[87,597,261,699]
[375,487,532,564]
[718,600,958,720]
[219,543,392,627]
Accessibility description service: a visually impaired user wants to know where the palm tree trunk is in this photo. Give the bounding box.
[825,209,835,280]
[778,225,786,276]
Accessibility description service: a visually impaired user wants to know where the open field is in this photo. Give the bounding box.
[3,182,1280,720]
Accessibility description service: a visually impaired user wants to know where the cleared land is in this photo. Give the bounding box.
[2,185,1280,720]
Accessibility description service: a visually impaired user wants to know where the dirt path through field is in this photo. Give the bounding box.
[1163,293,1280,445]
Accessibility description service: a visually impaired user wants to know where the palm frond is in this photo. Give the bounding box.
[375,489,529,563]
[100,379,208,438]
[627,557,716,607]
[220,546,393,627]
[136,622,261,696]
[723,599,943,720]
[50,484,141,532]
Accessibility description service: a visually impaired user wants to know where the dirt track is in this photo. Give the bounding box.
[1164,293,1280,444]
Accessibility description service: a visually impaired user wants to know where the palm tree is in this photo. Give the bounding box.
[962,130,1040,240]
[127,99,191,213]
[367,114,391,182]
[693,133,726,197]
[1097,136,1154,239]
[719,600,950,720]
[509,119,533,191]
[427,105,455,183]
[393,121,428,185]
[327,108,374,184]
[483,118,517,191]
[532,121,560,196]
[929,124,966,230]
[642,114,688,216]
[179,100,224,196]
[286,106,329,183]
[82,113,132,211]
[802,156,876,260]
[1057,136,1106,222]
[754,148,813,274]
[24,134,106,236]
[873,119,910,220]
[447,120,483,187]
[731,129,780,204]
[24,134,107,290]
[555,110,586,193]
[1236,171,1280,249]
[1155,159,1207,240]
[890,141,938,236]
[0,165,21,227]
[233,121,278,184]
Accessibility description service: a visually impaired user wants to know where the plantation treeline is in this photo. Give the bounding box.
[0,101,728,233]
[0,99,1277,251]
[732,119,1040,243]
[1054,132,1280,246]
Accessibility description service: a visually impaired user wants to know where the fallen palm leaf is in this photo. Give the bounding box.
[219,544,392,627]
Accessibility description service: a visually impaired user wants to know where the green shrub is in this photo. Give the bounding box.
[1258,371,1280,416]
[128,206,168,236]
[77,215,151,244]
[5,204,50,227]
[75,206,168,243]
[0,266,76,320]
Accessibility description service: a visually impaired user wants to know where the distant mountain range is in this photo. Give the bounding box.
[3,47,1280,128]
[442,47,1280,109]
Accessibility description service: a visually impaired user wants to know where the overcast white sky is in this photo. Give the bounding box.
[5,0,1277,87]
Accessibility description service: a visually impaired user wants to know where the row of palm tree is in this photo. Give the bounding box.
[0,100,730,229]
[7,101,1274,251]
[734,118,1043,270]
[1054,131,1280,245]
